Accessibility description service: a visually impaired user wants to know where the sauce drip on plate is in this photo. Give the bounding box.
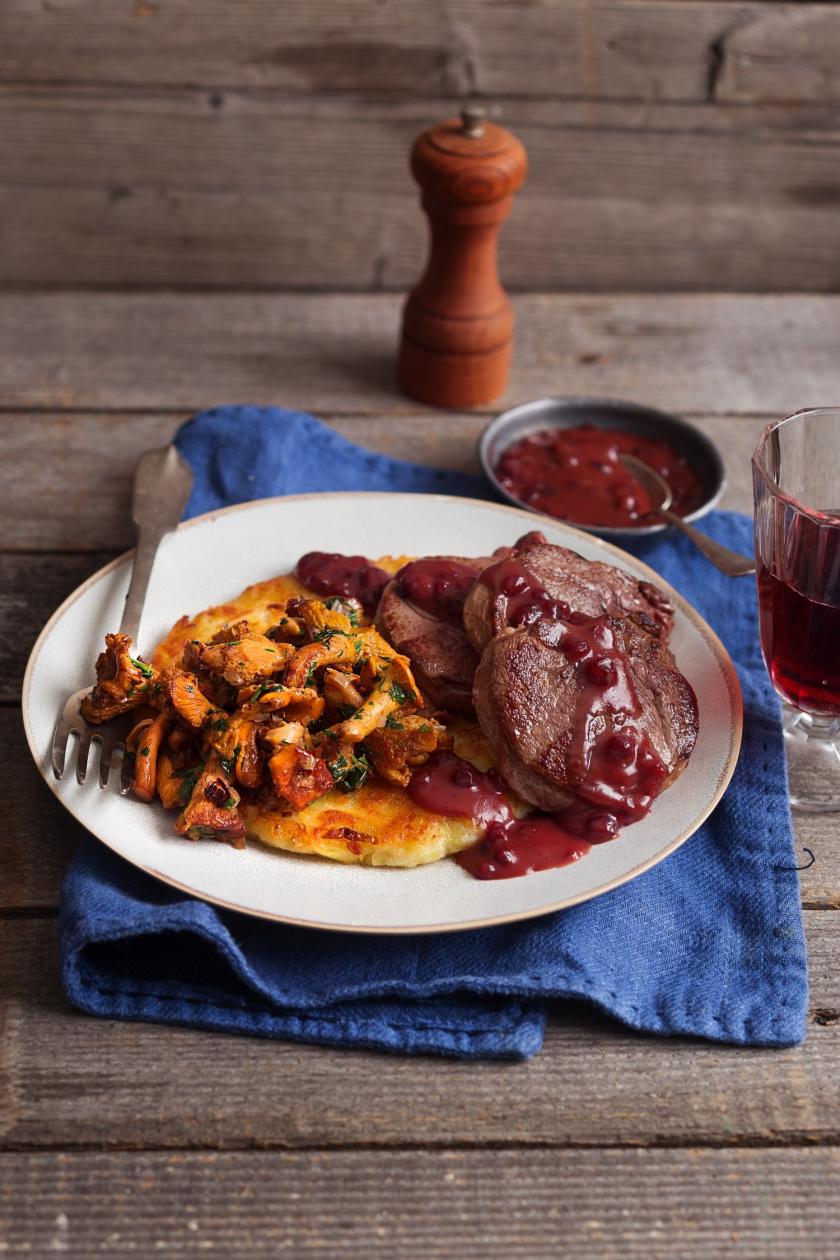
[407,752,592,879]
[494,424,707,528]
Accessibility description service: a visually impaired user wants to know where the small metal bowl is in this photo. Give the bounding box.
[478,396,726,538]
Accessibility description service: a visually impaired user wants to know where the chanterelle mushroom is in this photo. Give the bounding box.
[175,752,246,848]
[80,633,157,724]
[192,631,294,686]
[365,715,448,787]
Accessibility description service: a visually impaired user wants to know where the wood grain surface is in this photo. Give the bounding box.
[4,92,840,290]
[0,1,789,100]
[4,1147,839,1260]
[2,292,838,414]
[0,912,834,1152]
[4,291,840,1257]
[4,3,840,290]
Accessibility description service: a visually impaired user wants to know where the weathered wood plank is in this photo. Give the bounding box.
[2,293,838,414]
[0,409,768,553]
[0,1,778,102]
[718,6,840,107]
[1,1148,839,1259]
[0,553,114,698]
[4,93,840,289]
[4,712,87,910]
[6,2,840,112]
[1,915,837,1149]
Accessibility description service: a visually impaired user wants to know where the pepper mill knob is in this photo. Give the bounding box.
[460,104,487,137]
[398,105,527,409]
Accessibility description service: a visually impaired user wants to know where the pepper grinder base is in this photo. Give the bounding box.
[398,335,512,409]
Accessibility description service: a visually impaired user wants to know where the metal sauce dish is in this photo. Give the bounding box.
[478,396,726,538]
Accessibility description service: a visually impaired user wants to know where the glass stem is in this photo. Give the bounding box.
[798,712,840,741]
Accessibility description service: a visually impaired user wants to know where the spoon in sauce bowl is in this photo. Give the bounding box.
[618,454,755,577]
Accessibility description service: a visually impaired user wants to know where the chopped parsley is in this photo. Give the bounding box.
[249,682,284,702]
[139,745,150,757]
[337,702,356,720]
[220,744,242,775]
[313,626,348,644]
[389,681,410,705]
[385,714,404,731]
[177,762,205,807]
[208,715,229,732]
[328,750,371,793]
[305,665,317,687]
[130,656,155,679]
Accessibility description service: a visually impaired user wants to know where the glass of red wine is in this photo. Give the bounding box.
[753,408,840,811]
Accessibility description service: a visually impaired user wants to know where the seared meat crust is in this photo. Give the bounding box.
[376,556,492,714]
[463,538,674,655]
[472,615,697,813]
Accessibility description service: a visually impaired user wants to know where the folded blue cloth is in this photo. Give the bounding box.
[60,406,808,1057]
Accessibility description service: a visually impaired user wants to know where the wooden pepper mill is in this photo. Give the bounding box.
[398,105,527,409]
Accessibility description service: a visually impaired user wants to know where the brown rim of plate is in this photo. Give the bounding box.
[21,490,744,935]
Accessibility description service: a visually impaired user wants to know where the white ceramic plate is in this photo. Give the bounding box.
[23,493,742,934]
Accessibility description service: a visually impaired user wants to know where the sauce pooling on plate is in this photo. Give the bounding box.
[494,424,707,528]
[407,752,603,881]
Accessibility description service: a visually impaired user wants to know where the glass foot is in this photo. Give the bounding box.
[783,706,840,812]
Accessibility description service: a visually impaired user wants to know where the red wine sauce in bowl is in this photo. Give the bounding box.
[495,424,706,528]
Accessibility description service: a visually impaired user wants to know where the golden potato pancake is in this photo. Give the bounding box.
[151,555,412,672]
[243,721,528,867]
[151,559,527,868]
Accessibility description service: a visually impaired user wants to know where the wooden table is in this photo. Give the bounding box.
[3,292,839,1257]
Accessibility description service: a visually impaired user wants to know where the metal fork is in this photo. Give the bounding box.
[52,444,193,788]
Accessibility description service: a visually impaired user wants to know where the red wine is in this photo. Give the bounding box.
[757,558,840,715]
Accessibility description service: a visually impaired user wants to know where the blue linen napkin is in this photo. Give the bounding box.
[60,406,809,1057]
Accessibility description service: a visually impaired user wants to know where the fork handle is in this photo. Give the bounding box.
[118,445,194,644]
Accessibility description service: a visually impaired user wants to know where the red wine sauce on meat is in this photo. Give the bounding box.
[495,424,706,528]
[539,615,669,818]
[407,598,668,879]
[300,533,670,881]
[479,556,572,627]
[396,558,480,625]
[296,551,390,612]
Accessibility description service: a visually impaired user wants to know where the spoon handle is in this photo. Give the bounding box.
[661,509,755,578]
